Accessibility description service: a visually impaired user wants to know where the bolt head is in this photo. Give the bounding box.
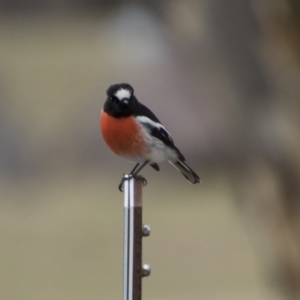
[142,264,151,277]
[142,224,151,237]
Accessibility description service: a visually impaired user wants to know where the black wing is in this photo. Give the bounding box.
[150,126,173,146]
[135,102,161,123]
[135,102,185,161]
[150,126,185,161]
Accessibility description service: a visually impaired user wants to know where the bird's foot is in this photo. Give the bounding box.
[118,174,147,192]
[140,176,147,187]
[118,174,132,192]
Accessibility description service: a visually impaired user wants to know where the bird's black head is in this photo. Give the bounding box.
[104,83,137,118]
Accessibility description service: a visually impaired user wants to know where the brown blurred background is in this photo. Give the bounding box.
[0,0,300,299]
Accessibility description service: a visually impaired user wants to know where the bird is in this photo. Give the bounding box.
[100,83,200,191]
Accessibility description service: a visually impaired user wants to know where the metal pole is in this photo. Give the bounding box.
[123,175,151,300]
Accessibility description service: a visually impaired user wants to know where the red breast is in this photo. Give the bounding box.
[100,110,147,157]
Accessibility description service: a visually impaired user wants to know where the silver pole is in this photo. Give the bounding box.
[123,175,151,300]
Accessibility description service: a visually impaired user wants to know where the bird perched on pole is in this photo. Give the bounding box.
[100,83,200,191]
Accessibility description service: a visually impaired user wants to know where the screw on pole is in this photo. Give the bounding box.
[123,175,151,300]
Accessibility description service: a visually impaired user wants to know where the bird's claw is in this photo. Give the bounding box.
[118,174,147,192]
[118,183,124,192]
[118,174,132,192]
[141,176,147,187]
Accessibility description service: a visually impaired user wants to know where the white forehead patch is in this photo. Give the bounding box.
[115,88,131,100]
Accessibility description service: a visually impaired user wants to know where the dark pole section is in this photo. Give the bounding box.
[123,175,150,300]
[132,177,142,300]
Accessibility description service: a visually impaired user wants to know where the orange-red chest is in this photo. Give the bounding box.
[100,111,147,157]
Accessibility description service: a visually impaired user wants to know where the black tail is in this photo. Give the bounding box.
[169,160,200,184]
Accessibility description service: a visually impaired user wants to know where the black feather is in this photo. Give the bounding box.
[135,102,161,123]
[169,160,200,184]
[150,163,160,171]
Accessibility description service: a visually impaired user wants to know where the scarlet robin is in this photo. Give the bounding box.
[100,83,200,191]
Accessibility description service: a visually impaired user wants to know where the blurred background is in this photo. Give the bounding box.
[0,0,300,299]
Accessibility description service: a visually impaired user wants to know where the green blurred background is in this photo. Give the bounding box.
[1,1,300,299]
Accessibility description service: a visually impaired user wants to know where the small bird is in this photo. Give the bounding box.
[100,83,200,191]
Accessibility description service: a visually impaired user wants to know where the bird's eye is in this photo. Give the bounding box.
[110,96,118,102]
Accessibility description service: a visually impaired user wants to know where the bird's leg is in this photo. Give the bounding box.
[118,161,150,192]
[130,160,149,187]
[129,163,140,175]
[131,160,149,177]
